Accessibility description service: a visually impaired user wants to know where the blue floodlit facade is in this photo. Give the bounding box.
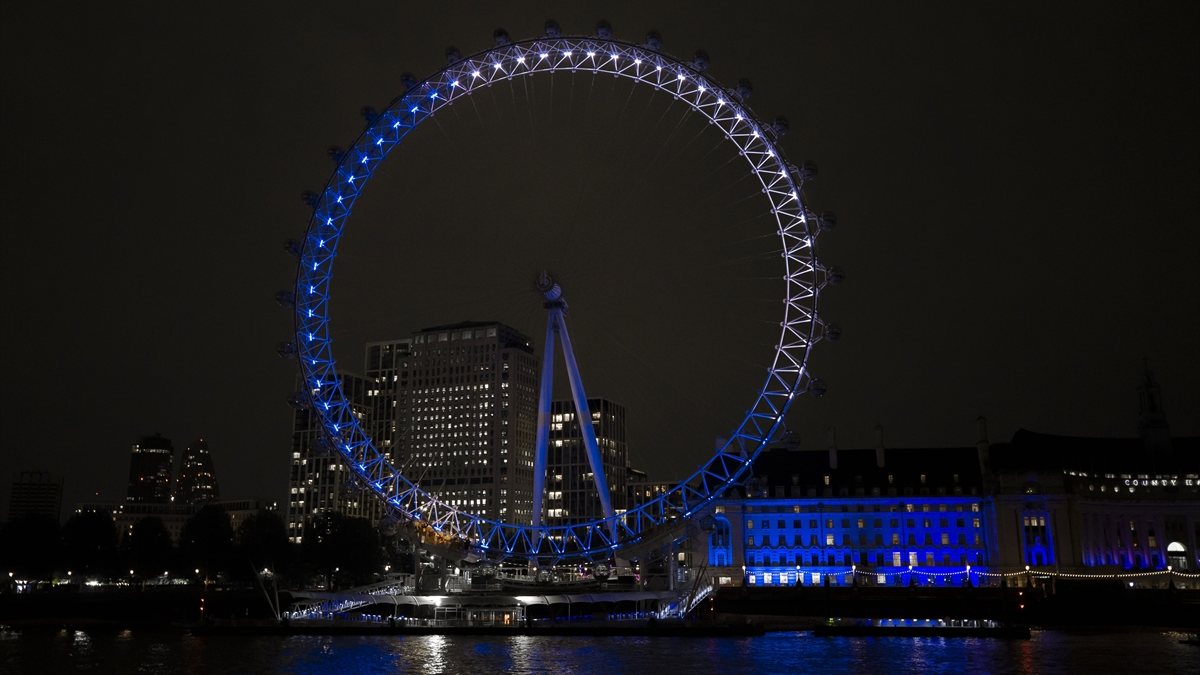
[701,434,993,587]
[696,403,1200,586]
[713,497,990,587]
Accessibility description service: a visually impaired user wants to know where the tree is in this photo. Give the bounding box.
[300,513,381,588]
[123,516,173,577]
[61,511,118,577]
[180,504,234,577]
[0,514,61,579]
[339,516,382,584]
[236,509,290,576]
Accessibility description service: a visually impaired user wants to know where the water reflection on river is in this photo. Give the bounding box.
[1,627,1194,673]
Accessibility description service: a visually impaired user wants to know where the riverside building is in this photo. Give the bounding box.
[704,429,993,587]
[698,376,1199,588]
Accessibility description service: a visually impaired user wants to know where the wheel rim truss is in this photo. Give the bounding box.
[293,36,830,564]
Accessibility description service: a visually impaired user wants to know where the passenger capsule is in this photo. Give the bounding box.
[276,341,296,358]
[360,106,379,124]
[493,28,510,46]
[823,323,842,342]
[400,72,418,91]
[283,240,301,257]
[544,20,562,38]
[691,50,710,71]
[275,290,295,307]
[770,116,790,138]
[595,20,613,39]
[808,378,828,398]
[444,46,462,65]
[795,161,819,182]
[327,146,344,163]
[301,191,319,208]
[734,78,753,102]
[826,267,846,285]
[644,30,663,51]
[818,212,837,232]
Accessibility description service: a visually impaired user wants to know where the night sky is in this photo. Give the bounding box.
[2,2,1197,517]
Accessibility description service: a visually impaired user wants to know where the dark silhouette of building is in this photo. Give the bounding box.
[175,437,219,505]
[126,434,174,503]
[8,470,63,523]
[1137,362,1172,459]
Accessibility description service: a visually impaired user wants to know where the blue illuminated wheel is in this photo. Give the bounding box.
[291,28,835,563]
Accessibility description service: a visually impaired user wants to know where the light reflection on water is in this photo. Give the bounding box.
[1,628,1195,674]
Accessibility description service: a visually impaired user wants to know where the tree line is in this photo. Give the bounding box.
[0,507,401,589]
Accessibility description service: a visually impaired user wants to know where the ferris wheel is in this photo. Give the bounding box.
[281,21,841,564]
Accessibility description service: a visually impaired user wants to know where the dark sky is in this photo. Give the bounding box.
[3,2,1197,517]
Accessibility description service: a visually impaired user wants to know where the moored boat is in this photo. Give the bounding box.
[812,617,1030,639]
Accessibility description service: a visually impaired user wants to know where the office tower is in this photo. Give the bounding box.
[399,321,538,522]
[175,438,220,505]
[8,470,63,523]
[127,434,174,504]
[544,398,629,526]
[286,372,381,543]
[363,338,414,464]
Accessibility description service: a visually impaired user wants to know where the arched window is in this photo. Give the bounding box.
[709,516,732,567]
[1167,541,1188,570]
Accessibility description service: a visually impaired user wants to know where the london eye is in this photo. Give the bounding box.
[283,22,840,564]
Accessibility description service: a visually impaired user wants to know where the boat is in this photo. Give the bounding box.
[812,617,1030,639]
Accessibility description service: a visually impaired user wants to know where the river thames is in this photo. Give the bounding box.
[1,627,1194,673]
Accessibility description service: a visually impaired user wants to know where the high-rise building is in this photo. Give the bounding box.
[628,475,675,510]
[286,321,540,538]
[286,372,382,543]
[399,321,539,522]
[175,437,219,506]
[545,398,629,526]
[364,338,414,464]
[8,471,63,523]
[127,434,174,504]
